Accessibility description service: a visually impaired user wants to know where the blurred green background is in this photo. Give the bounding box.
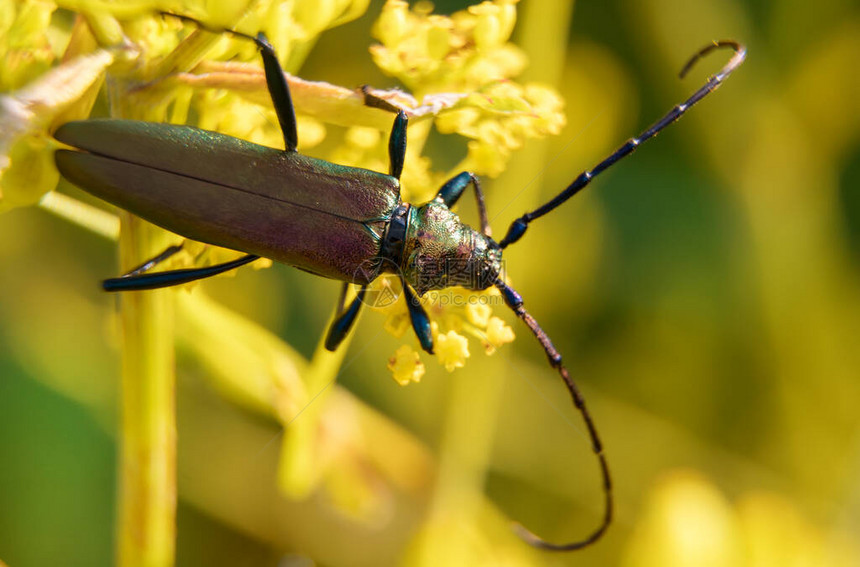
[2,0,860,565]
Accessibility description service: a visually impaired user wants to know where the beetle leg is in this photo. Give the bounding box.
[361,85,402,114]
[434,172,491,237]
[388,111,408,179]
[360,86,408,180]
[119,244,184,278]
[498,41,746,249]
[324,284,366,351]
[253,33,299,152]
[161,14,298,152]
[103,254,259,292]
[400,278,434,354]
[495,278,612,551]
[333,281,349,313]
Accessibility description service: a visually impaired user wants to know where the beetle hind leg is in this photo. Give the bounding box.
[119,244,184,278]
[103,253,259,292]
[161,13,298,152]
[253,32,299,152]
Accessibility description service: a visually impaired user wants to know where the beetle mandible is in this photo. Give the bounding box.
[53,14,746,551]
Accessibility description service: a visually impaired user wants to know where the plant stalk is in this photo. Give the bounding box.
[115,213,177,567]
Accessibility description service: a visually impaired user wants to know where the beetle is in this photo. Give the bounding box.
[53,14,745,551]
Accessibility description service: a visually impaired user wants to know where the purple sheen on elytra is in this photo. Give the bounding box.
[55,120,402,284]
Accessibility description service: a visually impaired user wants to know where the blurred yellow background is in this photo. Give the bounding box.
[1,0,859,565]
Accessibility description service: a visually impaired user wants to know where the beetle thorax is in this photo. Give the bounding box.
[400,201,502,295]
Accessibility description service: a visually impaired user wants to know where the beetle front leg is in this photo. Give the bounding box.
[324,284,366,351]
[435,172,491,237]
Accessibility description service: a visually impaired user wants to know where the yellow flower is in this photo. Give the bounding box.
[484,316,514,354]
[436,330,470,372]
[370,0,564,182]
[469,0,517,51]
[387,344,425,385]
[383,311,410,339]
[466,302,492,328]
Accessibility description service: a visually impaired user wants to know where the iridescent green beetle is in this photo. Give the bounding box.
[54,15,745,551]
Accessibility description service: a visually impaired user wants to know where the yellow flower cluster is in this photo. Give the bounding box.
[371,279,515,383]
[371,0,565,177]
[372,0,520,92]
[383,310,516,380]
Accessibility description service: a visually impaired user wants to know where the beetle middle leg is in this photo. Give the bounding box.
[400,277,434,354]
[324,284,368,351]
[361,86,409,181]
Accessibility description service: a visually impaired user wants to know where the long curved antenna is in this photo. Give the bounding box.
[495,279,612,551]
[499,40,746,249]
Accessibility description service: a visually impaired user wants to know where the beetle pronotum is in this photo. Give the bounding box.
[53,13,745,551]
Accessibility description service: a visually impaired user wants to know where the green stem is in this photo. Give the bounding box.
[433,357,507,519]
[115,214,176,567]
[278,296,355,497]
